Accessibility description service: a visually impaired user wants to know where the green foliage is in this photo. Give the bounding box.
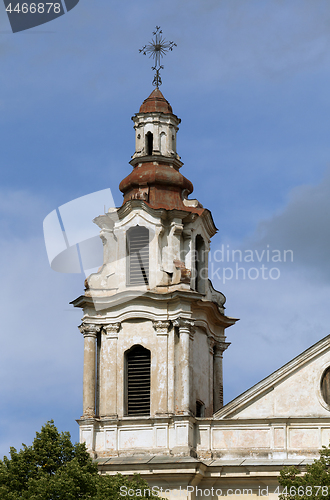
[279,445,330,500]
[95,473,163,500]
[0,421,161,500]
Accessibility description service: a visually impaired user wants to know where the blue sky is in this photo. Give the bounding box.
[1,0,330,456]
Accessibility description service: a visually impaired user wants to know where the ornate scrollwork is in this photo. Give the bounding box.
[104,323,121,336]
[208,336,216,354]
[78,323,100,338]
[173,318,195,340]
[214,340,231,356]
[153,320,171,335]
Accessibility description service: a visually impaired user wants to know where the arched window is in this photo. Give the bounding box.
[125,345,151,416]
[195,235,206,293]
[321,367,330,405]
[127,226,149,285]
[146,132,153,156]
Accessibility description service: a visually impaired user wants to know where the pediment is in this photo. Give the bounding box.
[215,334,330,420]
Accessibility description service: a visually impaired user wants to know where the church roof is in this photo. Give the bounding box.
[139,88,173,114]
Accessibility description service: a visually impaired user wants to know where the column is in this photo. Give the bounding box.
[79,323,100,418]
[213,341,230,412]
[153,321,171,416]
[173,318,194,415]
[99,323,121,418]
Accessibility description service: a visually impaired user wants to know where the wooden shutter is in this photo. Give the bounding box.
[127,345,151,416]
[128,226,149,285]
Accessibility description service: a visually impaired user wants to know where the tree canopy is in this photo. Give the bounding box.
[0,421,161,500]
[279,445,330,500]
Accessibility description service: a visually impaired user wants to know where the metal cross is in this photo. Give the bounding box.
[139,27,177,88]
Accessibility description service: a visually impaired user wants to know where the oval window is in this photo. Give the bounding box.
[321,367,330,406]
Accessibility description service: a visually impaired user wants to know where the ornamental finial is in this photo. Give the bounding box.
[139,27,177,88]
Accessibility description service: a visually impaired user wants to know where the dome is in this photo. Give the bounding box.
[139,88,173,114]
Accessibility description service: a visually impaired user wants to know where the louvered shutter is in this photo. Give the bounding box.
[127,345,151,416]
[128,227,149,285]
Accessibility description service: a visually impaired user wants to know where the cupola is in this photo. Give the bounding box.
[119,88,203,212]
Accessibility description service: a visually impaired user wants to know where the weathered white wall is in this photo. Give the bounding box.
[226,349,330,419]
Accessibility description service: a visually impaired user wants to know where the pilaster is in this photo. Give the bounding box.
[173,318,195,415]
[153,321,171,416]
[99,323,121,418]
[213,340,230,412]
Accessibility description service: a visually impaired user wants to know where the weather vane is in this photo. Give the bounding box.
[139,27,177,88]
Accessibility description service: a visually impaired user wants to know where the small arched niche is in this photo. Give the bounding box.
[160,132,166,155]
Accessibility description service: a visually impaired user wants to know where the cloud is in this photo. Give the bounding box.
[213,170,330,403]
[222,269,330,404]
[249,168,330,282]
[0,189,84,457]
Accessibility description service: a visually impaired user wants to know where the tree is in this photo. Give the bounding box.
[0,421,161,500]
[279,445,330,500]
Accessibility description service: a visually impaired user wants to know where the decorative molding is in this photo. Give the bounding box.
[214,341,231,356]
[206,279,226,314]
[170,221,184,236]
[208,336,215,354]
[173,318,195,340]
[93,213,116,231]
[104,323,121,337]
[153,320,171,335]
[78,323,100,338]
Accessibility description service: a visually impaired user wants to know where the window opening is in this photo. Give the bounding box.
[126,345,151,416]
[195,235,205,292]
[146,132,153,156]
[196,400,205,417]
[127,226,149,285]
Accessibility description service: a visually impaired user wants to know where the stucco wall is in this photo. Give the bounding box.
[228,349,330,419]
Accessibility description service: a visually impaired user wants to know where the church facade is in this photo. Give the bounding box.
[72,88,330,498]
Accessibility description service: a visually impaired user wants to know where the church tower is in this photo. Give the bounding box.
[72,87,237,459]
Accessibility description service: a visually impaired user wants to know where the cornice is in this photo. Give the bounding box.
[193,300,238,329]
[129,155,183,170]
[199,209,218,237]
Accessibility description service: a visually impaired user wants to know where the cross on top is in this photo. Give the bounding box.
[139,27,177,88]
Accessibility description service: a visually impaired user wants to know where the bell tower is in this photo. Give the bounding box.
[72,87,237,458]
